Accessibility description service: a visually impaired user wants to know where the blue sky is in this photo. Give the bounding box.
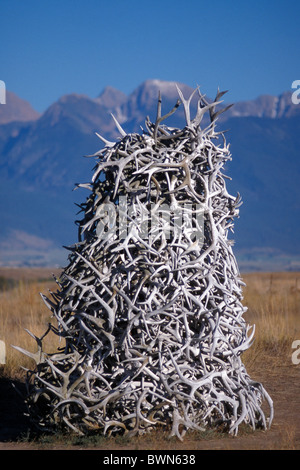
[1,0,299,112]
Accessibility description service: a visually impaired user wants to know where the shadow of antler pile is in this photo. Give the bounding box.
[17,86,273,440]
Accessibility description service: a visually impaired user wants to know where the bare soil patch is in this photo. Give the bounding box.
[1,351,299,451]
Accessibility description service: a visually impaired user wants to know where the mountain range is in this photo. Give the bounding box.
[0,79,299,271]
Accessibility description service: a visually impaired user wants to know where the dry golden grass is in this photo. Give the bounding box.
[0,268,299,379]
[242,271,300,371]
[0,271,61,377]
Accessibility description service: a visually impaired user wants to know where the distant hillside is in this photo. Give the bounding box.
[0,79,299,271]
[0,91,40,124]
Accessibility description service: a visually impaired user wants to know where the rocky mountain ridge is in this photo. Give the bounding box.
[0,79,299,270]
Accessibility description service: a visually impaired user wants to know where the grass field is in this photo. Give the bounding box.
[0,267,299,450]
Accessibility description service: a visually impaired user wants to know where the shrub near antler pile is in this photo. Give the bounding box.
[17,86,273,440]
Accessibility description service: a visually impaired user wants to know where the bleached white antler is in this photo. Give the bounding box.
[17,86,273,439]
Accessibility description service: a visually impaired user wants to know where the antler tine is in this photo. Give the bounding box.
[153,92,180,141]
[95,131,114,147]
[156,90,162,122]
[175,84,199,126]
[212,103,234,122]
[17,82,272,439]
[209,88,234,123]
[193,99,220,128]
[111,113,127,137]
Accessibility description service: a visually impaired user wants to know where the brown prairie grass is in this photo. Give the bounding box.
[0,272,61,377]
[0,269,299,378]
[242,271,300,371]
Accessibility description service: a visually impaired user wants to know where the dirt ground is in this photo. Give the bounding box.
[0,349,299,451]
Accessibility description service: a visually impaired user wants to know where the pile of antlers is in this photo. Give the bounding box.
[16,86,273,440]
